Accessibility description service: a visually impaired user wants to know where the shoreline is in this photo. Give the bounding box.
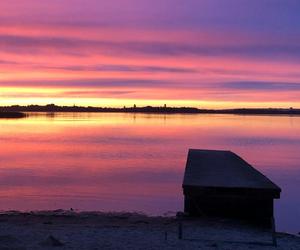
[0,210,299,249]
[1,105,300,116]
[0,112,26,118]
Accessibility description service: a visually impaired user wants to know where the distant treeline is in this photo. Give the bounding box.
[1,104,300,115]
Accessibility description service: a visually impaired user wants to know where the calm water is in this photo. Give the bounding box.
[0,113,299,233]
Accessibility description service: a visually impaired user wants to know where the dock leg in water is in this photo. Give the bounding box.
[271,216,277,247]
[178,220,183,240]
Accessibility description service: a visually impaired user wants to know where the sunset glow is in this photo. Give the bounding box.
[1,0,300,108]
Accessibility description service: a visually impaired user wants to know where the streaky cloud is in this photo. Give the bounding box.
[34,64,198,73]
[1,34,300,60]
[221,81,300,91]
[0,78,174,88]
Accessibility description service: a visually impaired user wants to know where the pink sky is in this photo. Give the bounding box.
[1,0,300,108]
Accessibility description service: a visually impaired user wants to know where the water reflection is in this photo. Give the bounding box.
[0,113,299,233]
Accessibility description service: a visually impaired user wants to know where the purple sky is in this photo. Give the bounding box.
[1,0,300,107]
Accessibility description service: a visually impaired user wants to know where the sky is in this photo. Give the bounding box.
[1,0,300,108]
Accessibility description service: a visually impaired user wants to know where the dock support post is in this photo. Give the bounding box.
[176,212,184,240]
[178,220,183,240]
[271,216,277,247]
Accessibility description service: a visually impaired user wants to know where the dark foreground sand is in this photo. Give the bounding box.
[0,210,299,250]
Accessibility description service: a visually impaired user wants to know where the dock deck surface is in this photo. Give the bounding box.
[183,149,281,193]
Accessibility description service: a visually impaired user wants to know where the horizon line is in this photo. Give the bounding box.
[1,103,299,110]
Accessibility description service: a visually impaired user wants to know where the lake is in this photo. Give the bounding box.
[0,113,299,233]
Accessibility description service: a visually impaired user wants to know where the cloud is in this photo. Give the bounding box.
[0,57,197,74]
[2,78,300,94]
[0,78,174,88]
[1,1,300,107]
[1,34,300,60]
[32,64,197,73]
[0,59,18,65]
[62,90,136,97]
[221,81,300,91]
[1,0,300,34]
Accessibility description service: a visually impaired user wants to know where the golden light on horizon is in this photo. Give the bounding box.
[1,2,300,109]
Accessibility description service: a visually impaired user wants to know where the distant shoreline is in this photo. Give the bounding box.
[1,105,300,116]
[0,111,26,118]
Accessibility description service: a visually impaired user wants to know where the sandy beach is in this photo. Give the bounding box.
[0,210,298,250]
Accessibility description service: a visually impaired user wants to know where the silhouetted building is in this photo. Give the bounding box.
[183,149,281,225]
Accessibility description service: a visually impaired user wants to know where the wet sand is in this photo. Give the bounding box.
[0,210,299,250]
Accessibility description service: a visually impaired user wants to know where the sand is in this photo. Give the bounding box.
[0,210,299,250]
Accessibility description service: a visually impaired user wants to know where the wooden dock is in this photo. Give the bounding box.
[182,149,281,224]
